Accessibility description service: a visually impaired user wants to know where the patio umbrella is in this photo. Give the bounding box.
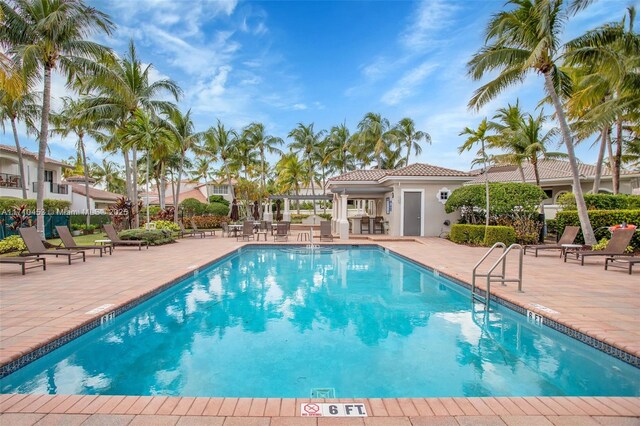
[230,199,239,222]
[253,201,260,220]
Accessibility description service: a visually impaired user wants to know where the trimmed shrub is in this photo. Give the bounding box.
[557,193,640,210]
[484,226,516,246]
[445,183,546,224]
[0,198,71,213]
[150,220,180,232]
[208,195,230,206]
[450,224,516,246]
[118,229,175,245]
[207,202,229,216]
[555,209,640,249]
[450,224,487,245]
[0,235,26,254]
[69,214,111,227]
[180,199,229,216]
[190,215,227,229]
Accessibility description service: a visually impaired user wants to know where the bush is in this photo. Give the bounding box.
[208,195,229,206]
[495,216,542,244]
[180,198,206,216]
[150,220,180,232]
[291,214,309,223]
[69,214,111,227]
[207,202,229,216]
[450,224,516,246]
[0,198,71,213]
[445,183,546,224]
[190,215,227,229]
[555,209,640,249]
[118,229,175,245]
[71,224,97,232]
[319,213,332,220]
[0,235,26,254]
[557,193,640,210]
[144,206,162,217]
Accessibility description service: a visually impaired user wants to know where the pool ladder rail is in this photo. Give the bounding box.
[471,242,524,309]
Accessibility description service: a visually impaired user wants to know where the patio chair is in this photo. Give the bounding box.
[524,226,580,257]
[178,221,205,238]
[0,256,46,275]
[237,220,255,241]
[605,256,639,275]
[564,228,635,265]
[190,220,215,237]
[360,216,371,234]
[274,223,288,242]
[373,216,384,234]
[55,225,112,257]
[103,224,149,250]
[320,220,333,242]
[19,227,86,264]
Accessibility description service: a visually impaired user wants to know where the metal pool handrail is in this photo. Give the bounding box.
[472,243,524,309]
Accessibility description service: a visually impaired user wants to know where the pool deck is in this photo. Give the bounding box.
[1,234,639,424]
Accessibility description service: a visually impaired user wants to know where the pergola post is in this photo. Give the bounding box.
[331,194,338,233]
[264,199,273,221]
[283,197,291,222]
[339,194,349,240]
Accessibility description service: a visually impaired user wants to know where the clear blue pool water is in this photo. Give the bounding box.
[1,246,638,397]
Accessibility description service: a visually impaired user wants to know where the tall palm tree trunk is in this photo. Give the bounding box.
[132,147,139,227]
[544,73,596,245]
[592,127,607,193]
[310,165,317,215]
[261,150,266,220]
[531,157,540,186]
[145,149,150,227]
[482,139,490,227]
[36,64,53,236]
[613,120,623,194]
[79,135,91,227]
[10,116,27,199]
[159,163,166,210]
[518,165,526,183]
[174,154,185,222]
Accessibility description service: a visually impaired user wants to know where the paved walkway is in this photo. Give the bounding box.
[1,234,639,423]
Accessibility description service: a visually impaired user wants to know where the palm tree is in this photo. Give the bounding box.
[201,120,238,203]
[92,158,124,194]
[275,152,305,214]
[82,40,181,221]
[489,102,528,182]
[357,112,396,169]
[288,123,325,215]
[467,0,596,244]
[516,111,564,186]
[327,123,355,174]
[165,109,201,221]
[50,97,100,225]
[395,117,431,166]
[0,82,40,199]
[118,109,173,226]
[459,118,492,227]
[1,0,115,234]
[243,122,283,218]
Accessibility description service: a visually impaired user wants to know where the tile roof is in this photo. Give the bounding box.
[328,169,390,182]
[165,188,207,205]
[68,183,121,201]
[467,159,638,184]
[0,144,72,168]
[387,163,469,177]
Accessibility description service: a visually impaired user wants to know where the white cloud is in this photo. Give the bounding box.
[381,62,438,105]
[292,103,307,111]
[400,0,458,51]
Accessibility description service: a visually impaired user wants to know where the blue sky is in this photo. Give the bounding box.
[3,0,638,174]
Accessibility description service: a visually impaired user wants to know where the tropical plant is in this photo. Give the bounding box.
[357,112,395,169]
[327,123,355,174]
[92,159,125,194]
[1,0,115,234]
[459,118,492,227]
[288,123,324,214]
[394,117,431,166]
[275,152,305,214]
[201,120,237,203]
[467,0,597,244]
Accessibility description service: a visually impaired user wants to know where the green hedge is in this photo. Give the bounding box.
[190,215,227,229]
[450,224,516,246]
[555,209,640,249]
[118,229,175,245]
[557,193,640,210]
[0,198,71,213]
[69,214,111,226]
[180,199,230,216]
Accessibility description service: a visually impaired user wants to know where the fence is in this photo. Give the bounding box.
[0,214,70,239]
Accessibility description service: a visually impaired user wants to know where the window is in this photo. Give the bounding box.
[212,185,228,195]
[44,170,54,183]
[436,187,451,204]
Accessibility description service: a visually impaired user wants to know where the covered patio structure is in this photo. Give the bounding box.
[266,194,332,223]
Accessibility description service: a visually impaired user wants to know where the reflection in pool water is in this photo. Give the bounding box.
[1,247,639,397]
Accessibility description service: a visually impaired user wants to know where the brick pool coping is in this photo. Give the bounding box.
[1,236,639,422]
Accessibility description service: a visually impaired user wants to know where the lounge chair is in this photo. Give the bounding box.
[56,226,112,257]
[320,220,333,242]
[178,221,205,238]
[0,256,46,275]
[524,226,580,257]
[19,227,85,264]
[564,228,635,265]
[274,223,288,242]
[237,221,255,241]
[605,256,639,275]
[103,224,149,250]
[191,220,216,237]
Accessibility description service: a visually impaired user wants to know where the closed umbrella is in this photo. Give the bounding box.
[253,201,260,220]
[230,199,239,222]
[275,199,281,221]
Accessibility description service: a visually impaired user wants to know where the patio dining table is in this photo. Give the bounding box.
[228,224,242,237]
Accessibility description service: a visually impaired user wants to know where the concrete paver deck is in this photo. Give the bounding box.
[1,234,638,423]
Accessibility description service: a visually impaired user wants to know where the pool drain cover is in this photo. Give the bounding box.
[310,388,335,398]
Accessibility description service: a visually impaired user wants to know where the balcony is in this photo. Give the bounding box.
[32,181,69,194]
[0,173,23,189]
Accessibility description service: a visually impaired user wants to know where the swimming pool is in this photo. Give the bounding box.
[1,246,638,397]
